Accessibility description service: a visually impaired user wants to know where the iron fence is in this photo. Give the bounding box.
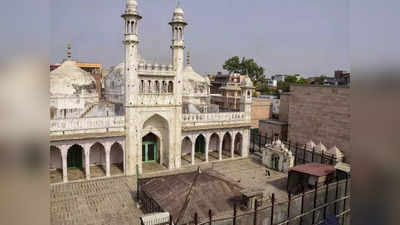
[250,133,338,166]
[175,177,351,225]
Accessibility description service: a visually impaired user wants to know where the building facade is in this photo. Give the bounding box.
[49,0,254,183]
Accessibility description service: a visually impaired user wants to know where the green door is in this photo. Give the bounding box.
[142,141,157,163]
[67,147,83,168]
[195,136,206,153]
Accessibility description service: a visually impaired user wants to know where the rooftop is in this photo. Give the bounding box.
[289,163,336,177]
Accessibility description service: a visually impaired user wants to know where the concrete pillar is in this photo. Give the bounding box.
[218,134,223,161]
[205,135,210,162]
[61,146,68,183]
[105,143,111,177]
[191,137,195,165]
[84,144,90,180]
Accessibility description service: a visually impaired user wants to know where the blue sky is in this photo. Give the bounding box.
[50,0,349,77]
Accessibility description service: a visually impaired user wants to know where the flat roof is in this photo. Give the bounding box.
[289,163,336,177]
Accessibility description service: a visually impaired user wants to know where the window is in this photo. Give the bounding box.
[168,81,174,93]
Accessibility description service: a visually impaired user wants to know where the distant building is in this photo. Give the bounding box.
[259,85,350,162]
[208,73,246,111]
[308,70,351,86]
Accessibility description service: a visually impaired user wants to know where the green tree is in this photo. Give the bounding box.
[277,74,308,92]
[223,56,266,87]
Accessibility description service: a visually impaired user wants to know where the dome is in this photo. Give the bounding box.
[183,65,206,83]
[174,7,184,14]
[306,140,316,150]
[126,0,138,11]
[327,146,344,158]
[315,142,327,152]
[171,6,186,23]
[241,76,254,88]
[50,60,97,97]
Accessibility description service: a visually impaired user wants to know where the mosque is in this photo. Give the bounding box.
[49,0,254,183]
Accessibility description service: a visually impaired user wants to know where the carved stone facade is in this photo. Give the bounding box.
[49,0,254,183]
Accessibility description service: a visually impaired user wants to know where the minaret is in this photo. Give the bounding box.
[122,0,142,107]
[169,4,187,106]
[169,5,187,72]
[122,0,142,176]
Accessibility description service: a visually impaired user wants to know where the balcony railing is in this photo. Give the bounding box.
[182,112,246,124]
[50,116,125,133]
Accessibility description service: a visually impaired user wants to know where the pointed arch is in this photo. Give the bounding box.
[234,132,243,156]
[142,114,170,167]
[222,132,232,157]
[110,142,124,175]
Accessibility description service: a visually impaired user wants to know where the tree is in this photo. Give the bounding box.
[223,56,266,87]
[277,74,308,93]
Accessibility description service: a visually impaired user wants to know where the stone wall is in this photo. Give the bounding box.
[251,98,272,128]
[288,85,350,161]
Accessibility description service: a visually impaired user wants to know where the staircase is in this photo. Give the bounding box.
[80,103,96,118]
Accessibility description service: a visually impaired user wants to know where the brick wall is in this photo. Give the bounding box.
[288,85,350,160]
[279,93,290,122]
[251,98,272,128]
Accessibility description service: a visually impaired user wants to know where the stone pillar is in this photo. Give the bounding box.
[61,146,68,183]
[191,137,195,165]
[205,134,210,162]
[218,134,223,161]
[105,142,111,177]
[83,144,90,180]
[122,141,126,175]
[231,132,236,158]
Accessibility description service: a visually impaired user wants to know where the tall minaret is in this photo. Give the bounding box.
[169,5,187,73]
[122,0,142,176]
[169,4,187,106]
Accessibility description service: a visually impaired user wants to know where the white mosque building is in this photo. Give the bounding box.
[49,0,254,183]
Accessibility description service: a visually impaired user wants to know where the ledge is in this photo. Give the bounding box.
[50,131,125,142]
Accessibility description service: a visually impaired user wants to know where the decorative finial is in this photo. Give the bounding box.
[186,51,190,65]
[67,42,72,60]
[177,0,181,8]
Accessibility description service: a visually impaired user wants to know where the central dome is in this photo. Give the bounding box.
[50,60,97,97]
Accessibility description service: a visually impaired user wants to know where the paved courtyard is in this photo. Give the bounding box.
[50,156,289,225]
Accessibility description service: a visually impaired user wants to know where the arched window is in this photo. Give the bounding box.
[179,27,183,40]
[162,81,167,93]
[131,21,135,34]
[168,81,174,93]
[155,81,160,93]
[148,80,152,93]
[174,27,178,40]
[140,80,144,93]
[247,90,251,98]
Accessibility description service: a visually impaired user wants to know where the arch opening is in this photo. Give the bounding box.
[195,135,206,161]
[90,142,106,178]
[181,137,192,166]
[222,132,232,158]
[208,133,220,161]
[234,133,243,157]
[49,146,62,183]
[111,142,124,175]
[67,144,85,181]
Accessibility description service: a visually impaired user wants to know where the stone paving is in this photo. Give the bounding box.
[50,157,288,225]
